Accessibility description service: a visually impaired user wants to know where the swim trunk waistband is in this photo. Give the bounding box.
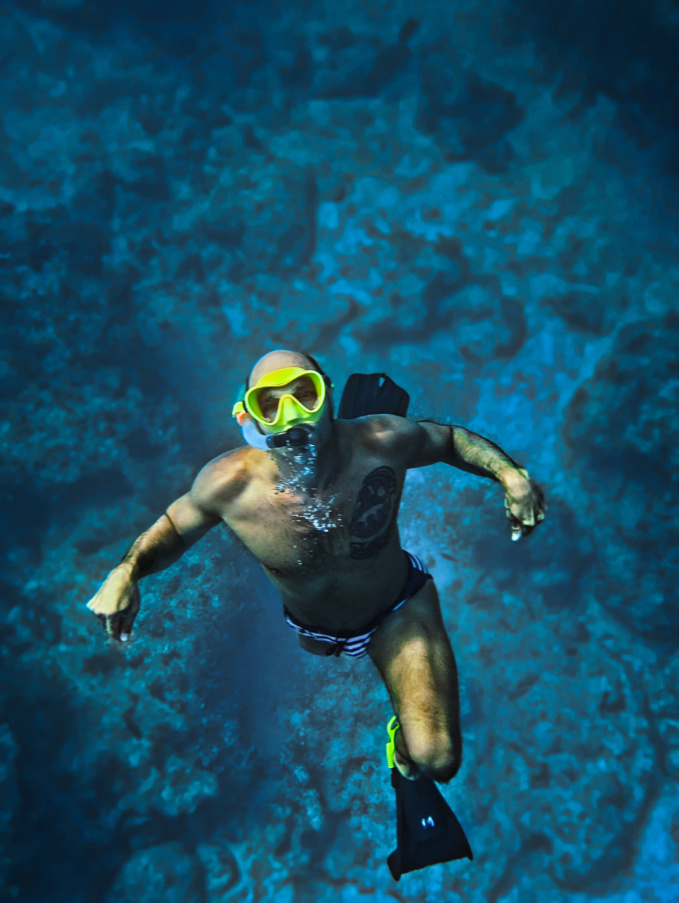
[283,550,433,658]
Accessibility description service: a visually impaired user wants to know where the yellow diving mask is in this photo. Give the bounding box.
[232,367,331,435]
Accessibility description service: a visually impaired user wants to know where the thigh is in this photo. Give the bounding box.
[368,578,461,753]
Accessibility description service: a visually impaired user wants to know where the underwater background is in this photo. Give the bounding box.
[1,0,678,900]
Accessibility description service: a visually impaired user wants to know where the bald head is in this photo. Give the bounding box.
[249,349,318,387]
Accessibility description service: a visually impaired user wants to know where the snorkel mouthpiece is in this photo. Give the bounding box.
[267,426,313,449]
[239,416,314,451]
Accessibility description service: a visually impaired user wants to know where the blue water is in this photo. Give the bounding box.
[1,0,678,900]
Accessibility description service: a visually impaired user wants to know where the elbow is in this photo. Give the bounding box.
[164,512,187,546]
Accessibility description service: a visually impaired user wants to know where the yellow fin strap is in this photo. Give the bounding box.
[386,716,400,769]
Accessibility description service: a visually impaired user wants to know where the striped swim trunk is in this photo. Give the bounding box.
[283,550,433,658]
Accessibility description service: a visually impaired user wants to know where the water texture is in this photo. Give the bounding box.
[1,0,678,900]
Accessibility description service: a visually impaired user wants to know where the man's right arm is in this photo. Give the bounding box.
[87,453,240,641]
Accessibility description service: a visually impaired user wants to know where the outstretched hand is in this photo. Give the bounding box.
[86,564,141,641]
[503,468,547,541]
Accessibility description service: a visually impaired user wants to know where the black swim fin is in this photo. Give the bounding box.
[385,717,473,881]
[338,373,410,419]
[387,767,474,880]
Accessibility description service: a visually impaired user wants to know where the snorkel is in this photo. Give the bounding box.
[267,426,315,449]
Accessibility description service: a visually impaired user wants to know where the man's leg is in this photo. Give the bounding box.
[368,578,461,783]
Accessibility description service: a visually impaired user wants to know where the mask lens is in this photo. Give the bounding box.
[258,393,280,422]
[291,375,319,410]
[255,375,321,422]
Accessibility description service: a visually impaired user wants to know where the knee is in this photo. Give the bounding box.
[420,752,461,784]
[410,739,462,784]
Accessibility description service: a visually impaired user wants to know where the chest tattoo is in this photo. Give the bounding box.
[348,466,399,559]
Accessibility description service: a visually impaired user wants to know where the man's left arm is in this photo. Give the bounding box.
[447,423,547,540]
[391,417,547,540]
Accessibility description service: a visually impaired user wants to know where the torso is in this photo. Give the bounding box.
[220,419,411,630]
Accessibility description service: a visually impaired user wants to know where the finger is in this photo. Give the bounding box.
[119,609,136,643]
[509,514,523,541]
[510,514,538,541]
[106,612,127,640]
[509,502,534,526]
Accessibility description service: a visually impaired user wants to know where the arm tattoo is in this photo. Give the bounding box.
[420,420,520,481]
[451,425,520,481]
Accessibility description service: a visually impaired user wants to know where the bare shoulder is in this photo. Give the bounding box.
[351,415,447,469]
[352,414,421,442]
[190,446,258,515]
[164,447,261,544]
[351,414,424,458]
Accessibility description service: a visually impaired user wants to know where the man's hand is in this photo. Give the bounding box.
[86,564,141,642]
[502,468,547,541]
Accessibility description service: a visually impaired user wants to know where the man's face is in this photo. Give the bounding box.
[258,377,334,464]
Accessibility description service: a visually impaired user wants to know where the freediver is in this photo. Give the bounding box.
[87,348,546,875]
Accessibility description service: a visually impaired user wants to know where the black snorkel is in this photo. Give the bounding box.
[266,426,314,449]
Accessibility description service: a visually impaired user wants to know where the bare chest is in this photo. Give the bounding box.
[219,416,418,627]
[225,458,405,579]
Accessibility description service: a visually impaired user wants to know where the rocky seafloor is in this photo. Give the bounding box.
[1,0,678,900]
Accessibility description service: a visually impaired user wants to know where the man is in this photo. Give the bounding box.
[87,348,546,787]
